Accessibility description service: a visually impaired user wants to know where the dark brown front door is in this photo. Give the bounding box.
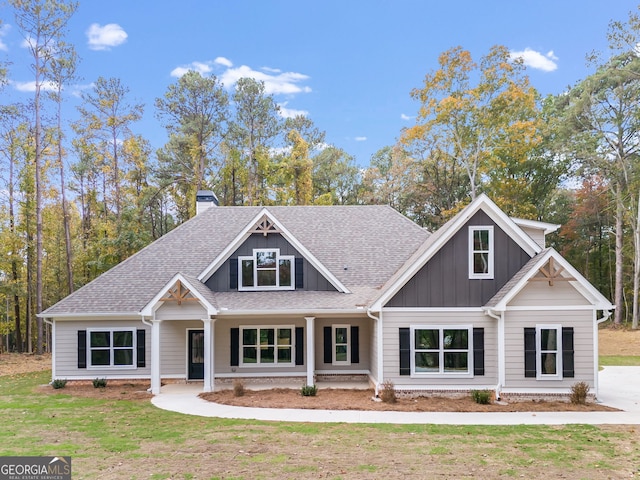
[188,330,204,380]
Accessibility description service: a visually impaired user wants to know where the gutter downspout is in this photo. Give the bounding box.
[594,309,613,400]
[43,318,54,383]
[485,308,504,401]
[367,308,382,397]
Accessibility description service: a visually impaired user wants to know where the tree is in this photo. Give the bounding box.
[228,78,281,205]
[402,45,545,209]
[155,71,229,216]
[11,0,78,353]
[312,146,361,205]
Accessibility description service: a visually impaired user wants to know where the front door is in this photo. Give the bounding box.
[188,330,204,380]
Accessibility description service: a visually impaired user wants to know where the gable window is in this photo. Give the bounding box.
[87,329,136,368]
[239,249,295,291]
[469,226,494,279]
[410,326,473,376]
[524,326,573,380]
[240,326,294,366]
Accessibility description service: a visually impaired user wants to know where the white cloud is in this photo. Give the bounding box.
[220,64,311,95]
[355,136,367,142]
[509,48,558,72]
[214,56,233,67]
[401,113,413,121]
[170,61,213,78]
[0,24,11,52]
[13,80,58,92]
[86,23,127,51]
[278,102,308,119]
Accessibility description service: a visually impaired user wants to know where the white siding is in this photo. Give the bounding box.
[504,309,594,389]
[314,318,371,373]
[382,310,498,388]
[159,320,202,376]
[520,226,545,248]
[510,281,590,307]
[54,319,150,379]
[155,301,207,320]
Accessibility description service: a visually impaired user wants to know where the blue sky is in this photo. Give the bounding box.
[1,1,639,167]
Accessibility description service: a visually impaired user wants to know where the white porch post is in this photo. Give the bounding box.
[305,317,315,386]
[497,312,506,390]
[151,319,162,394]
[203,317,215,392]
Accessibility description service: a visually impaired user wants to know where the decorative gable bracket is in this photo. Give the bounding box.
[529,257,576,286]
[250,214,282,236]
[159,280,199,305]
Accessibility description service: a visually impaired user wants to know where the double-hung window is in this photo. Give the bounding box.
[537,325,562,379]
[240,326,294,366]
[332,325,350,365]
[469,226,494,279]
[411,326,472,376]
[239,249,295,290]
[88,329,135,368]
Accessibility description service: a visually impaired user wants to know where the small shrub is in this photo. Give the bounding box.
[301,384,317,396]
[379,380,396,404]
[93,377,107,388]
[51,379,67,389]
[570,381,590,405]
[471,389,491,405]
[233,380,245,397]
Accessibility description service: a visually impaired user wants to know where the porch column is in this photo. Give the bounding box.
[305,317,315,386]
[151,319,162,394]
[203,317,215,392]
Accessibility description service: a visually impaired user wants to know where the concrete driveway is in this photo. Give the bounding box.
[151,366,640,425]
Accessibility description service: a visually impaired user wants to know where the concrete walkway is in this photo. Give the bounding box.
[151,366,640,425]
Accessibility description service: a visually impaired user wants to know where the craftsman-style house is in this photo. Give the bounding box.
[41,193,613,399]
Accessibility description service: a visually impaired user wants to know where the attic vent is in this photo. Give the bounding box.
[160,280,199,305]
[249,214,282,236]
[529,257,576,287]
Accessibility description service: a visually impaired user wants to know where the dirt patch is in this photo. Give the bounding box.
[0,352,51,376]
[38,380,153,401]
[200,388,617,412]
[599,325,640,355]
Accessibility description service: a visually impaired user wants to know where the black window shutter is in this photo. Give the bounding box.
[562,327,574,378]
[524,328,536,378]
[295,258,304,289]
[136,329,146,367]
[399,328,411,376]
[230,328,239,366]
[77,330,87,369]
[351,326,359,364]
[295,327,304,365]
[229,258,238,289]
[473,328,484,376]
[323,326,332,364]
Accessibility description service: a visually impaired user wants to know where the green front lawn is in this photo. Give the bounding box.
[1,370,639,479]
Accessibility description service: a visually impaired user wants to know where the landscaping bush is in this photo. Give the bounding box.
[471,389,491,404]
[233,380,245,397]
[93,378,107,388]
[570,381,590,405]
[301,384,317,396]
[379,380,396,404]
[51,379,67,389]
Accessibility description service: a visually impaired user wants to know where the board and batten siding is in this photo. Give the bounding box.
[386,211,531,308]
[54,319,150,379]
[503,310,594,388]
[381,310,498,387]
[205,233,336,292]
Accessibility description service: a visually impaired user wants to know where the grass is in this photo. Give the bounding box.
[600,355,640,366]
[1,371,640,478]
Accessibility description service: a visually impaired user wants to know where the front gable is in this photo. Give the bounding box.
[386,210,531,307]
[197,209,348,294]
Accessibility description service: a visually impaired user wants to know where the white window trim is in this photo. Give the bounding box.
[239,325,295,367]
[410,325,473,378]
[536,324,563,380]
[87,328,137,369]
[469,226,494,279]
[238,248,295,291]
[332,324,351,366]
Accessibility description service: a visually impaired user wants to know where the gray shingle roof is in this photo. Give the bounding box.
[42,205,430,316]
